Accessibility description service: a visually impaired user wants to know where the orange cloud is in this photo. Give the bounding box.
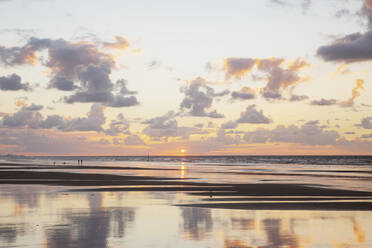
[223,57,257,79]
[104,36,130,50]
[14,99,28,107]
[288,58,310,71]
[340,79,365,107]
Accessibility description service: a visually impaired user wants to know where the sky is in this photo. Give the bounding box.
[0,0,372,156]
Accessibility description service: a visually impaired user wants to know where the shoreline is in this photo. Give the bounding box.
[1,163,372,211]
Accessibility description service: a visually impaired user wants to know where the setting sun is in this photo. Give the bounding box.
[180,149,186,153]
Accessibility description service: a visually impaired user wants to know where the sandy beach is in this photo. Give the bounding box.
[2,162,372,211]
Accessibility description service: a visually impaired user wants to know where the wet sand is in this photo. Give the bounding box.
[1,163,372,210]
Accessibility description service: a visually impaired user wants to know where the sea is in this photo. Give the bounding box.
[0,155,371,247]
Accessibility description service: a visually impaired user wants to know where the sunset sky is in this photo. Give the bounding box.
[0,0,372,155]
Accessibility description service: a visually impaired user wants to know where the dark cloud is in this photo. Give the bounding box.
[46,38,114,78]
[64,64,139,107]
[180,77,225,118]
[0,36,139,108]
[358,117,372,129]
[48,76,77,91]
[0,73,30,91]
[24,104,43,111]
[237,105,271,124]
[309,98,338,106]
[317,32,372,63]
[39,115,63,129]
[231,87,256,100]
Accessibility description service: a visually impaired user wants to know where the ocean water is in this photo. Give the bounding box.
[0,156,372,247]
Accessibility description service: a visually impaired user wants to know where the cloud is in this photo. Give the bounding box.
[180,77,225,118]
[360,0,372,26]
[231,87,256,100]
[142,111,202,139]
[289,94,309,102]
[357,117,372,129]
[301,0,312,15]
[0,36,139,108]
[257,58,306,99]
[237,105,271,124]
[1,103,108,133]
[0,37,51,66]
[361,133,372,138]
[309,98,338,106]
[116,79,137,95]
[269,0,288,6]
[2,108,41,128]
[104,113,130,136]
[319,0,372,63]
[221,120,239,129]
[0,73,30,91]
[45,38,114,78]
[339,79,365,107]
[48,76,77,91]
[103,36,130,50]
[61,104,106,132]
[244,121,340,146]
[24,104,43,111]
[223,58,257,79]
[317,32,372,63]
[124,135,146,146]
[221,105,271,130]
[147,60,161,69]
[219,57,308,100]
[64,64,139,107]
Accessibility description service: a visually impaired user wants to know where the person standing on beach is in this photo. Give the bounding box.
[78,160,80,165]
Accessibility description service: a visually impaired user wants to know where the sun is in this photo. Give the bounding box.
[180,149,186,153]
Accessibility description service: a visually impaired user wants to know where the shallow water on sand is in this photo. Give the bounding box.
[2,158,372,191]
[0,184,371,248]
